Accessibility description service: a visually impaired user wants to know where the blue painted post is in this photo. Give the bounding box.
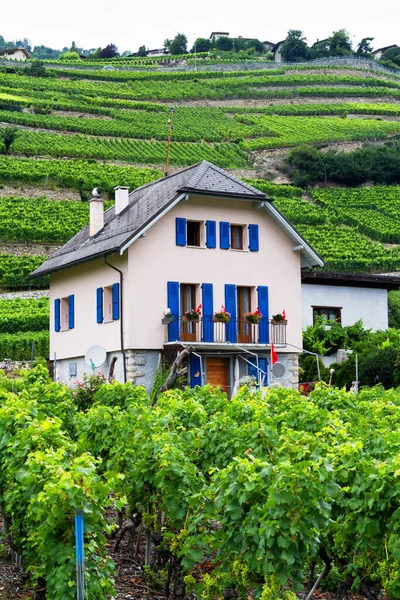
[75,510,85,600]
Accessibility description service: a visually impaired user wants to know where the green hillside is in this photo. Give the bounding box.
[1,59,400,359]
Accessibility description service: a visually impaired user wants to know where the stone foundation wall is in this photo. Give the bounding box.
[55,349,161,393]
[270,352,299,389]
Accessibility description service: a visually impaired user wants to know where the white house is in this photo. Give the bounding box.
[31,161,323,395]
[209,32,230,42]
[370,45,397,60]
[301,271,400,331]
[272,40,285,63]
[0,47,30,61]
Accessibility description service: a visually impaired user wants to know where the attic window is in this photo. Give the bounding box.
[187,221,201,247]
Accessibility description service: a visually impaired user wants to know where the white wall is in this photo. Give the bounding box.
[127,194,303,351]
[50,255,128,361]
[301,283,389,331]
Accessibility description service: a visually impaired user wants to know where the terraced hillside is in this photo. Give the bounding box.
[1,59,400,359]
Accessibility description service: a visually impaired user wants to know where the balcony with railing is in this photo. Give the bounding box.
[163,316,286,345]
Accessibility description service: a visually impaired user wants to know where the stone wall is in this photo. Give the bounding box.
[0,290,50,300]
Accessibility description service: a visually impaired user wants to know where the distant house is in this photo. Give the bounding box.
[370,45,397,60]
[272,40,285,63]
[0,47,30,61]
[301,271,400,332]
[146,48,170,57]
[210,32,230,42]
[311,38,329,47]
[31,161,323,394]
[263,40,276,53]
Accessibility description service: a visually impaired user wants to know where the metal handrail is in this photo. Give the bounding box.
[163,316,286,345]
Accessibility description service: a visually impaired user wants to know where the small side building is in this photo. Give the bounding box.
[302,271,400,331]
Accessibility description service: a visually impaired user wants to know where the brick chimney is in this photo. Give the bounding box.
[114,186,130,215]
[89,190,104,237]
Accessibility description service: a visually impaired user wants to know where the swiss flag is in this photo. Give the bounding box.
[271,343,278,365]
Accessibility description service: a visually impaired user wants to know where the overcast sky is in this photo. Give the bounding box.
[2,0,399,53]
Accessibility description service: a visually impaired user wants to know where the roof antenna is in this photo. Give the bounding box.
[164,106,174,177]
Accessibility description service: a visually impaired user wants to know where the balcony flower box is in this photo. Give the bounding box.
[183,305,202,322]
[271,312,287,325]
[162,316,174,324]
[162,309,174,324]
[212,306,231,323]
[245,308,262,325]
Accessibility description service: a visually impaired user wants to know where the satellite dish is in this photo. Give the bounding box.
[85,345,107,369]
[92,187,101,198]
[272,362,286,380]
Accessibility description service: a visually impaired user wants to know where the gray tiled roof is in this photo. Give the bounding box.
[31,161,268,278]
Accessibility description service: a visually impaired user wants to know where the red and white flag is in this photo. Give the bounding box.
[271,343,278,365]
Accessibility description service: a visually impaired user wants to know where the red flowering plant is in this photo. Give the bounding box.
[213,305,231,323]
[244,307,262,324]
[184,304,202,321]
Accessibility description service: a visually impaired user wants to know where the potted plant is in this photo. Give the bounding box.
[161,308,174,324]
[212,306,231,323]
[271,311,287,325]
[183,304,202,322]
[245,307,262,324]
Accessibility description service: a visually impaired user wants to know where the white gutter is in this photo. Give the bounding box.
[119,193,187,255]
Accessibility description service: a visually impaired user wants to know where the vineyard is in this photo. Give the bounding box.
[2,370,400,599]
[1,59,400,360]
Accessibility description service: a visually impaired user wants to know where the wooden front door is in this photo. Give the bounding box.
[206,357,230,395]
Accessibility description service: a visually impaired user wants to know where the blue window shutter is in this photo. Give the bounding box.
[257,286,269,343]
[220,221,230,250]
[68,295,75,329]
[248,224,259,252]
[206,220,216,248]
[202,283,214,342]
[190,354,202,388]
[112,283,120,320]
[167,281,180,342]
[54,298,61,332]
[225,284,237,342]
[176,217,187,246]
[96,287,103,323]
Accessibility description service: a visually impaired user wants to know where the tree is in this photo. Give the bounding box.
[308,39,330,60]
[100,43,119,58]
[168,33,188,55]
[233,37,246,52]
[280,30,308,62]
[328,29,352,56]
[27,60,47,77]
[0,126,19,154]
[70,41,78,52]
[246,39,265,54]
[356,37,374,56]
[137,45,147,57]
[191,38,211,53]
[59,51,80,61]
[215,36,233,52]
[388,291,400,328]
[381,46,400,67]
